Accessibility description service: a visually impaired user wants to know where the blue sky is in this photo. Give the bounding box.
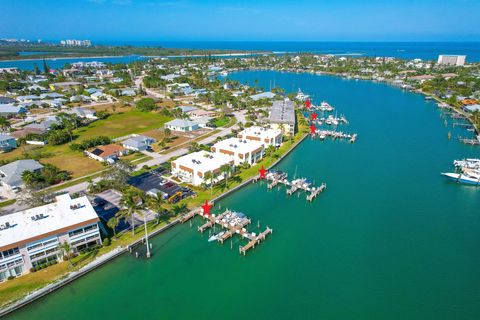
[1,0,479,42]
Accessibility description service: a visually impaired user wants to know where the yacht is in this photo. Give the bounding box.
[296,89,310,101]
[442,169,480,185]
[208,231,225,242]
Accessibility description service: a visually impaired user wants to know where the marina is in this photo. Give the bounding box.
[262,170,327,201]
[6,69,480,320]
[180,208,273,255]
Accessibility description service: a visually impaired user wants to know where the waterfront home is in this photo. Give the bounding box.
[164,119,200,132]
[267,100,296,136]
[0,159,43,192]
[0,67,18,74]
[85,144,128,164]
[0,104,26,117]
[0,193,102,282]
[122,135,156,151]
[211,137,264,165]
[0,135,17,152]
[250,91,276,101]
[171,151,234,186]
[237,126,283,147]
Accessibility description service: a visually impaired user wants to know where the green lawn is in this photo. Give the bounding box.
[3,110,172,178]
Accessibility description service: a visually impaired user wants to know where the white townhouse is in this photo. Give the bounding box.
[171,151,233,186]
[211,137,264,166]
[0,194,103,281]
[237,126,283,148]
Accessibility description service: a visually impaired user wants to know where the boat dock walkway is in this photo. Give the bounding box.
[180,209,272,255]
[307,183,327,201]
[239,227,273,256]
[312,129,358,143]
[262,171,327,202]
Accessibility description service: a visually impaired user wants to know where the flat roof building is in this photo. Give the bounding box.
[237,126,282,147]
[0,194,102,282]
[211,137,264,165]
[437,55,467,66]
[267,100,296,136]
[171,151,234,186]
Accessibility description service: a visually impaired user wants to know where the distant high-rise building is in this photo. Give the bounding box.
[60,39,92,47]
[437,55,466,66]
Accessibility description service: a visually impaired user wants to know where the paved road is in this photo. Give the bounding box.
[0,99,246,216]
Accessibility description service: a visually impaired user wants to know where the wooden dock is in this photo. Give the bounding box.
[184,209,272,255]
[307,183,327,201]
[239,227,273,256]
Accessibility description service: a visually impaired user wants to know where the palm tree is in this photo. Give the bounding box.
[107,217,119,238]
[58,241,73,266]
[0,116,11,132]
[148,192,165,225]
[220,164,232,188]
[119,191,144,235]
[204,171,214,196]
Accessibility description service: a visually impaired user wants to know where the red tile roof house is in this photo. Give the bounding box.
[84,144,129,164]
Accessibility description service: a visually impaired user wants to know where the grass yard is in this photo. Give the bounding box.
[74,110,171,140]
[0,110,172,178]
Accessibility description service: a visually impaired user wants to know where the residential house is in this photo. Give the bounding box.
[0,105,26,117]
[0,135,17,152]
[85,144,128,164]
[0,159,43,191]
[122,135,156,151]
[70,107,97,120]
[164,119,200,132]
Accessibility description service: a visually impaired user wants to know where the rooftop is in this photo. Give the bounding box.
[212,137,264,154]
[173,150,232,173]
[0,194,99,251]
[268,100,295,124]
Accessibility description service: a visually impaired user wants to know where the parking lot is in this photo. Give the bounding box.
[128,168,195,203]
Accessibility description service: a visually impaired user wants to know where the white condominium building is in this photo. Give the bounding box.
[211,138,264,166]
[0,194,102,282]
[171,151,234,186]
[237,126,283,148]
[268,99,296,136]
[437,55,467,66]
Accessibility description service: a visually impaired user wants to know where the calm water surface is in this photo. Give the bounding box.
[5,71,480,320]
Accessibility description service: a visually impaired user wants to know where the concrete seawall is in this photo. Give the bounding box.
[0,132,308,317]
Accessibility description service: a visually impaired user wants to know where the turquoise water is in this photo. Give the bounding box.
[5,71,480,320]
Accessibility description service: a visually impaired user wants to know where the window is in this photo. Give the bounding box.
[1,247,19,259]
